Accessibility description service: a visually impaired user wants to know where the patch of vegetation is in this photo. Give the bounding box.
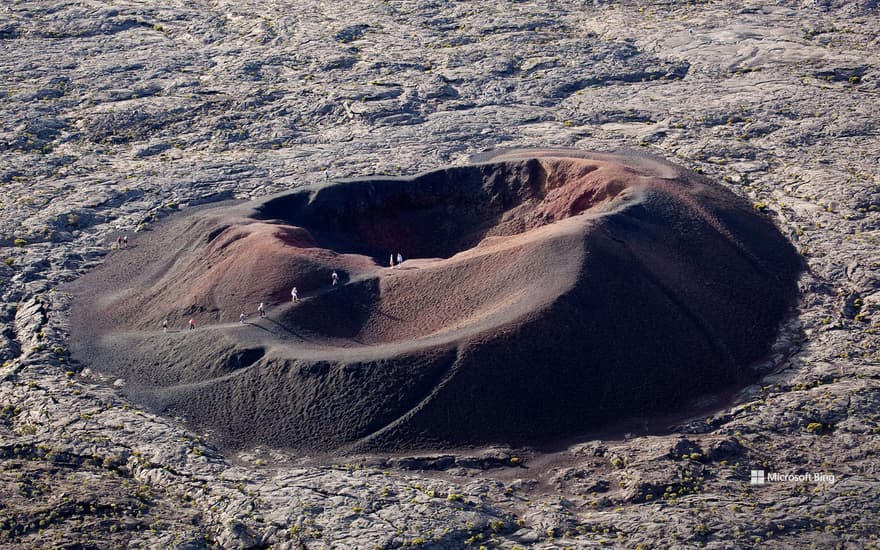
[806,422,832,434]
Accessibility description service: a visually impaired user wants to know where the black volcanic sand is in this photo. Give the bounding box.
[67,149,803,452]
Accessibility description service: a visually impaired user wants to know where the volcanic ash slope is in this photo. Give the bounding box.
[68,149,802,452]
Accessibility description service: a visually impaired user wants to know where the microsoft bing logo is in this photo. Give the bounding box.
[750,469,766,485]
[749,469,836,486]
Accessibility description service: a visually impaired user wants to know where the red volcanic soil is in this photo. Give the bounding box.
[67,149,802,452]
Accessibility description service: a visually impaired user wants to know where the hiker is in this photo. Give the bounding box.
[122,234,128,248]
[291,287,298,302]
[115,235,122,249]
[188,318,195,331]
[331,271,339,286]
[239,313,246,324]
[389,254,395,267]
[162,319,168,333]
[258,302,265,317]
[396,253,403,265]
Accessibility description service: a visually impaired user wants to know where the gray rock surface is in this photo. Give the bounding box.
[1,0,879,548]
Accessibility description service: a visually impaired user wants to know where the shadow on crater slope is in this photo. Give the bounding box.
[67,149,803,452]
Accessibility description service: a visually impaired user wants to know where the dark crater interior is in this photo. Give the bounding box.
[255,156,622,261]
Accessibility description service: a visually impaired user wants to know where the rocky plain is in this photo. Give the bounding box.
[1,0,879,548]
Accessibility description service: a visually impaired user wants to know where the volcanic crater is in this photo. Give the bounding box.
[68,149,803,452]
